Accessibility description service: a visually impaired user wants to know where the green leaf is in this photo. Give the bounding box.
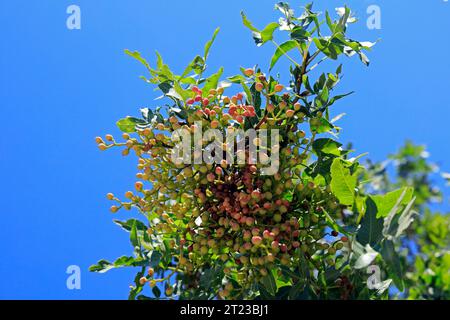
[323,209,349,236]
[173,81,190,101]
[337,7,351,30]
[324,267,341,283]
[199,265,223,290]
[376,279,393,295]
[130,220,139,248]
[383,196,417,240]
[124,49,154,73]
[89,259,115,273]
[260,272,277,296]
[249,83,261,116]
[116,117,147,133]
[288,280,305,299]
[359,52,370,66]
[259,22,279,45]
[325,11,335,33]
[290,26,310,42]
[152,286,161,298]
[330,158,357,205]
[227,74,252,105]
[113,219,147,232]
[354,245,378,269]
[204,27,220,60]
[147,251,162,268]
[372,187,414,218]
[313,38,338,60]
[180,55,205,78]
[356,197,384,247]
[89,256,146,273]
[203,67,224,94]
[128,267,145,300]
[310,117,333,134]
[155,51,163,70]
[395,199,417,237]
[275,2,294,19]
[312,138,342,157]
[270,40,297,70]
[241,11,259,33]
[328,92,354,106]
[302,74,314,93]
[315,87,329,108]
[381,240,404,291]
[241,12,279,47]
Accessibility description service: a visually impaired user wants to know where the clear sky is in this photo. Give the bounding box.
[0,0,449,299]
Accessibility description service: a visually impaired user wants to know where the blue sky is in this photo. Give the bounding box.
[0,0,449,299]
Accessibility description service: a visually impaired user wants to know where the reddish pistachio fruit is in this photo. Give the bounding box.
[244,68,254,77]
[255,82,264,92]
[274,84,284,92]
[139,277,147,285]
[135,181,144,191]
[251,236,263,246]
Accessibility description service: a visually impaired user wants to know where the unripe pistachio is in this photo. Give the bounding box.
[200,246,208,255]
[326,257,335,266]
[301,243,309,253]
[165,286,173,296]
